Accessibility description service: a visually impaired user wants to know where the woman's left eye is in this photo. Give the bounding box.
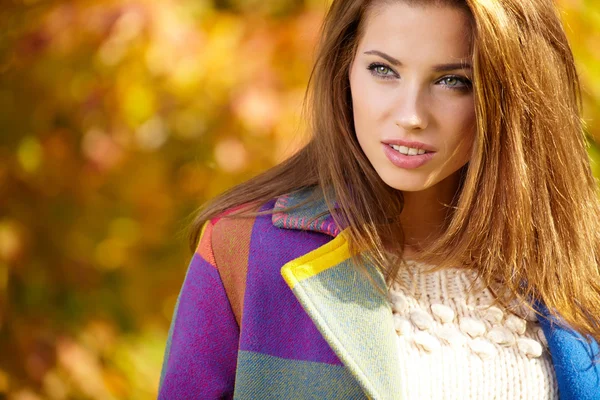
[438,76,472,91]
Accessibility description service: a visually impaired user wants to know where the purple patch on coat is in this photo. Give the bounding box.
[159,254,238,399]
[239,200,343,366]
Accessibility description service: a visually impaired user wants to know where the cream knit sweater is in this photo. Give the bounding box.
[388,260,559,399]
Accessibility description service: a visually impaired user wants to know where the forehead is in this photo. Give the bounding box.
[358,2,474,60]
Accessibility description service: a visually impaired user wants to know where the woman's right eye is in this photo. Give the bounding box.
[367,62,397,80]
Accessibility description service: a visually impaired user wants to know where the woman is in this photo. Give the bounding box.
[158,0,600,398]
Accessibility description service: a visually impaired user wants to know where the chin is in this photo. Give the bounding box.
[379,173,431,192]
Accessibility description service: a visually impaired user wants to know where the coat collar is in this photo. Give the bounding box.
[272,186,600,400]
[272,185,342,237]
[273,186,403,399]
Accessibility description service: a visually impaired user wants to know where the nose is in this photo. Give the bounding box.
[394,84,429,131]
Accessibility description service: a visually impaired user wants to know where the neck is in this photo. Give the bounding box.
[400,172,461,259]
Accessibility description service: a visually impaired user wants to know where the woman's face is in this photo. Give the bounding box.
[349,2,476,193]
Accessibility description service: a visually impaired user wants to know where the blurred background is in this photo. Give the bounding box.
[1,0,599,398]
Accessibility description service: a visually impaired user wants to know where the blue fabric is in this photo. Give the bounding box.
[535,301,600,399]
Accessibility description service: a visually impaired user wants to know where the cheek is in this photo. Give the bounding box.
[350,69,387,127]
[350,76,371,140]
[437,99,476,164]
[351,93,388,153]
[453,109,476,161]
[351,82,370,122]
[448,98,475,139]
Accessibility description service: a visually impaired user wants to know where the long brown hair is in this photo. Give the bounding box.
[189,0,600,346]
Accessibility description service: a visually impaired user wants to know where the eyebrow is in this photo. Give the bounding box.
[364,50,472,71]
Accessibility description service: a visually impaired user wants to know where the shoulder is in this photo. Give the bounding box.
[194,190,339,325]
[193,200,275,326]
[196,199,277,265]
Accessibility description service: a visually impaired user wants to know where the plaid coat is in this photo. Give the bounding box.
[158,186,600,400]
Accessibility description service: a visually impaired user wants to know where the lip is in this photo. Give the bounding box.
[381,139,436,153]
[381,143,436,169]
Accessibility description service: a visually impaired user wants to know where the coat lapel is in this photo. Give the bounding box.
[274,187,404,400]
[280,230,404,400]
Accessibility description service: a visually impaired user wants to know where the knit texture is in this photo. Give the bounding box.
[389,260,559,399]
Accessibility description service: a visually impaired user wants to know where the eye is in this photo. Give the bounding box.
[438,75,472,91]
[367,62,398,80]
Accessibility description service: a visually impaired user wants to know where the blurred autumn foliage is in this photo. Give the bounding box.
[0,0,599,398]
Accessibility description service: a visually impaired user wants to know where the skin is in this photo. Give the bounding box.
[348,2,476,255]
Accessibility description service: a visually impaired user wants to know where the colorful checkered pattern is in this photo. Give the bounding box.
[159,186,600,399]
